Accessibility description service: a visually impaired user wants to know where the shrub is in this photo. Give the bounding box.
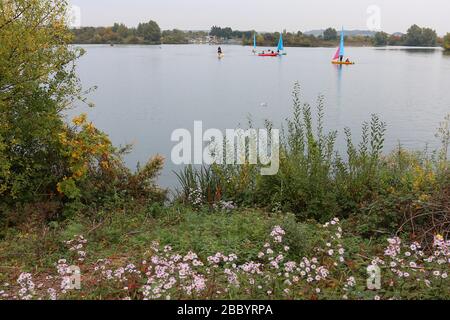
[0,0,81,206]
[175,85,449,239]
[0,1,166,224]
[444,33,450,51]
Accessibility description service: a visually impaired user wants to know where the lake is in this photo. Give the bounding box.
[72,45,450,189]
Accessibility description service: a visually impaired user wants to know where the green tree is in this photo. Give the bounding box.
[210,26,233,39]
[0,0,83,203]
[405,25,422,46]
[0,1,167,216]
[112,23,130,39]
[421,27,437,46]
[162,29,188,44]
[373,32,389,46]
[323,28,337,41]
[444,33,450,51]
[405,24,437,47]
[137,20,161,43]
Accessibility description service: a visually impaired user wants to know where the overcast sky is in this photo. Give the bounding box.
[70,0,450,35]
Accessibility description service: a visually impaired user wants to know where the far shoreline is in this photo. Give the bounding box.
[71,43,445,51]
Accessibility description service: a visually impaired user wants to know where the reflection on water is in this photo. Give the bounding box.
[73,45,450,188]
[334,64,343,109]
[374,46,442,51]
[374,46,443,56]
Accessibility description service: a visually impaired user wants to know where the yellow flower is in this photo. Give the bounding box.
[74,171,83,179]
[71,152,80,160]
[72,113,87,126]
[101,161,110,169]
[86,122,96,133]
[57,182,63,194]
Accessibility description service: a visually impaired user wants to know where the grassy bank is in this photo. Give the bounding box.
[1,204,449,300]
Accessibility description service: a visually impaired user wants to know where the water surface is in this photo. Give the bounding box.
[72,45,450,188]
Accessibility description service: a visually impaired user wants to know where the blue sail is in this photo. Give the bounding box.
[254,33,256,49]
[339,28,345,57]
[277,33,284,51]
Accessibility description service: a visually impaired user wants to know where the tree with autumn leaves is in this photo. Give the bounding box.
[0,0,165,219]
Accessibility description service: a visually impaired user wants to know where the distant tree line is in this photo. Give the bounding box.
[72,21,210,45]
[210,26,253,40]
[244,31,328,47]
[71,21,448,50]
[242,29,374,48]
[72,20,161,44]
[372,25,439,47]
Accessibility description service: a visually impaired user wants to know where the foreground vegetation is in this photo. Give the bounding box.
[1,0,449,300]
[1,207,449,300]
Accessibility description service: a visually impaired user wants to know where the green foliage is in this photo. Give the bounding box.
[373,32,389,46]
[404,24,437,47]
[72,25,209,45]
[387,34,403,46]
[72,21,161,45]
[243,31,328,47]
[0,205,319,274]
[0,1,166,225]
[162,29,189,44]
[444,33,450,51]
[242,31,373,48]
[1,206,449,300]
[210,26,234,39]
[323,28,338,41]
[0,0,82,204]
[175,85,449,238]
[153,210,278,261]
[256,87,340,221]
[137,20,161,43]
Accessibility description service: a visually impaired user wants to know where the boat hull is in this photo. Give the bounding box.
[331,61,355,65]
[258,53,278,57]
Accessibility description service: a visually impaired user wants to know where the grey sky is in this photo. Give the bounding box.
[70,0,450,35]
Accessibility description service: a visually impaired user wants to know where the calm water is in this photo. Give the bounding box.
[72,45,450,188]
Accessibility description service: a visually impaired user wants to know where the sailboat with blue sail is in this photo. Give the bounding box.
[277,32,287,56]
[256,31,287,57]
[252,33,257,54]
[331,28,354,65]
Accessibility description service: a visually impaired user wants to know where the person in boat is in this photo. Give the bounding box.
[218,47,222,55]
[345,58,350,63]
[339,55,344,62]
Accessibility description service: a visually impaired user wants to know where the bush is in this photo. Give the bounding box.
[443,33,450,51]
[0,0,82,205]
[175,85,449,239]
[0,0,166,225]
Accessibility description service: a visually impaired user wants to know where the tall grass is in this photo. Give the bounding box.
[176,84,449,236]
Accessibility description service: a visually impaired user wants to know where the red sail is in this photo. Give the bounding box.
[332,47,340,60]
